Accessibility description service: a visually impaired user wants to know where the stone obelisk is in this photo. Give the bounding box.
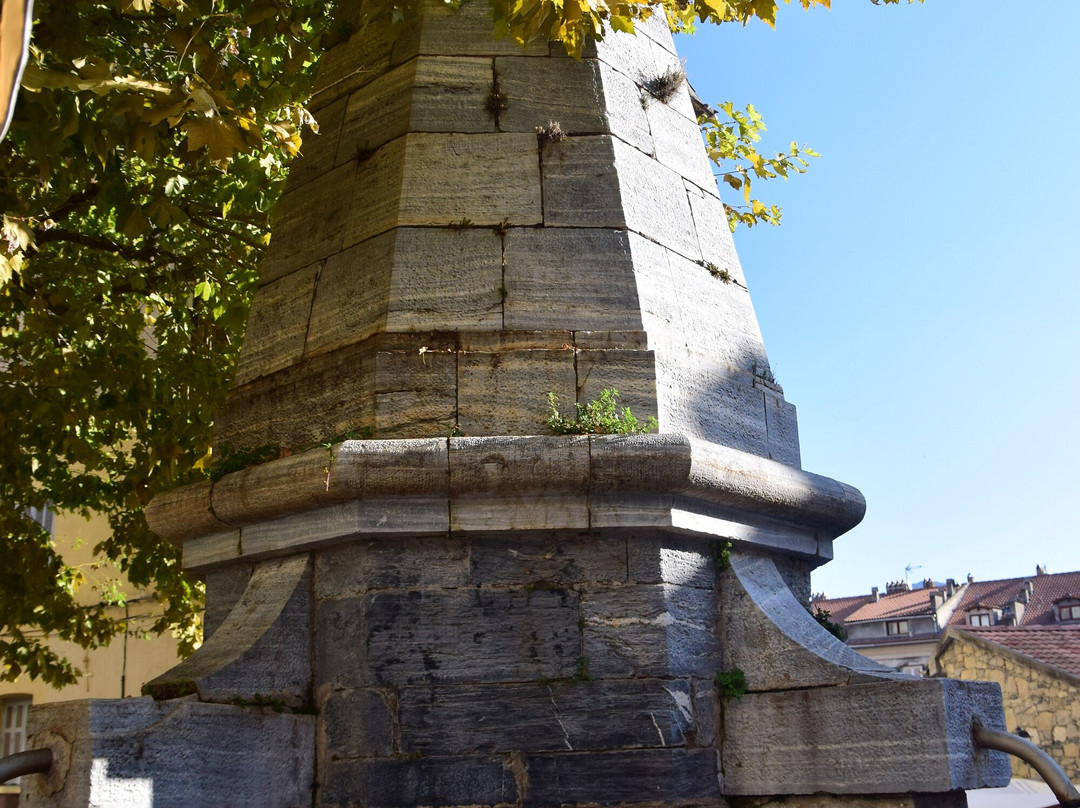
[25,3,1010,806]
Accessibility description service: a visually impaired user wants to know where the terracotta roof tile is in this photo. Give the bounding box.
[955,624,1080,678]
[811,594,873,623]
[844,587,943,623]
[947,571,1080,627]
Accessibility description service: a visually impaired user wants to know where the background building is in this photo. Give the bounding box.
[933,624,1080,782]
[813,567,1080,676]
[0,509,186,806]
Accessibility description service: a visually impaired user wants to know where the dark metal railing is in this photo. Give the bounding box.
[0,747,52,784]
[973,723,1080,806]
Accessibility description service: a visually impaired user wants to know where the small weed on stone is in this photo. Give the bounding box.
[546,388,658,435]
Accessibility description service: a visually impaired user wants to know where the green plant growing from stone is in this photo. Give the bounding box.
[535,121,567,146]
[705,262,732,283]
[210,444,284,482]
[715,666,748,700]
[712,540,733,571]
[573,656,593,682]
[644,64,685,103]
[810,606,847,641]
[546,389,658,435]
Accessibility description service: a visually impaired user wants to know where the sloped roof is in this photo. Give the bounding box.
[946,571,1080,627]
[844,586,943,623]
[811,593,874,623]
[954,624,1080,679]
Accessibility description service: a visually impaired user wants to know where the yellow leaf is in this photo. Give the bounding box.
[183,117,246,163]
[3,216,34,251]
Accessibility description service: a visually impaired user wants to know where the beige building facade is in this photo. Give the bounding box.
[1,509,186,805]
[932,625,1080,783]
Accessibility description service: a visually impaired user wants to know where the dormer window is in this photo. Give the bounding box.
[1056,599,1080,623]
[969,610,995,627]
[886,620,909,636]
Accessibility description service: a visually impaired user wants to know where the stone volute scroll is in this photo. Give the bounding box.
[23,3,1010,807]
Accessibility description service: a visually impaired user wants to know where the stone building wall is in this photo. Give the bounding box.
[934,632,1080,781]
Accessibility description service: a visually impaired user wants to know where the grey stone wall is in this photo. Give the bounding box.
[309,529,725,808]
[215,0,800,468]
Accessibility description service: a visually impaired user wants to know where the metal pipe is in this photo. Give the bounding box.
[973,723,1080,805]
[0,747,52,784]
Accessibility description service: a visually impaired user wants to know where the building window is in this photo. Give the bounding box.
[1,696,31,757]
[886,620,909,636]
[1057,601,1080,622]
[969,611,994,626]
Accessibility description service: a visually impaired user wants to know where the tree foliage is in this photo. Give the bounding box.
[1,0,917,686]
[0,0,334,686]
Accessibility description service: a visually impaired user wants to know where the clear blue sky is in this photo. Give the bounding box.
[676,3,1080,597]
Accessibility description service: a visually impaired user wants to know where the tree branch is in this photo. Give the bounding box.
[42,182,101,223]
[32,227,171,263]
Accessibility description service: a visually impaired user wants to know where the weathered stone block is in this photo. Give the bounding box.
[690,676,718,748]
[240,499,449,559]
[655,355,772,457]
[335,56,494,163]
[540,136,626,228]
[685,180,745,281]
[580,27,663,86]
[368,349,458,437]
[146,556,312,708]
[215,340,376,452]
[342,137,408,246]
[589,434,692,494]
[202,562,253,639]
[144,479,227,546]
[410,0,548,58]
[613,137,700,262]
[310,24,395,108]
[320,755,518,808]
[329,437,449,499]
[346,133,543,247]
[305,230,394,359]
[467,532,627,585]
[319,688,395,758]
[234,263,319,386]
[456,349,576,436]
[764,386,801,467]
[583,583,720,678]
[397,679,697,754]
[644,91,717,191]
[503,228,643,331]
[373,344,457,395]
[317,588,581,688]
[261,162,356,284]
[374,389,458,437]
[574,348,658,424]
[663,246,765,372]
[25,698,315,808]
[384,227,504,332]
[523,748,721,807]
[182,529,241,571]
[212,446,330,526]
[735,796,966,808]
[286,97,346,191]
[720,552,892,693]
[599,61,653,154]
[497,56,606,134]
[449,435,590,496]
[451,494,590,532]
[315,536,469,599]
[723,679,1010,795]
[628,534,717,588]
